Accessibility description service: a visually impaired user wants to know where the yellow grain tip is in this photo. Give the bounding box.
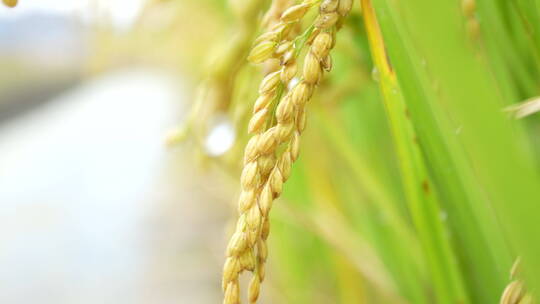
[258,70,281,94]
[164,126,188,147]
[500,281,524,304]
[320,0,339,14]
[248,275,261,303]
[280,4,310,23]
[314,12,339,29]
[461,0,476,18]
[248,41,276,64]
[224,281,240,304]
[312,32,333,58]
[338,0,353,16]
[248,108,269,134]
[2,0,17,8]
[303,52,321,84]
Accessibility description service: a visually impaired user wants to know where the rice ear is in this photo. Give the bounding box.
[222,0,351,303]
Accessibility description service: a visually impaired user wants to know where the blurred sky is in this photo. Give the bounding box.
[0,0,146,31]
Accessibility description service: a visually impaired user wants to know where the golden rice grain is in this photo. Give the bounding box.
[338,0,353,16]
[500,259,536,304]
[321,54,333,71]
[314,12,340,29]
[248,41,277,64]
[224,281,240,304]
[500,281,525,304]
[281,3,310,23]
[461,0,480,40]
[223,1,351,303]
[320,0,339,13]
[461,0,476,18]
[2,0,17,8]
[520,294,535,304]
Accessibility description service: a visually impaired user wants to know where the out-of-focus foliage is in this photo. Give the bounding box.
[89,0,228,75]
[99,0,540,303]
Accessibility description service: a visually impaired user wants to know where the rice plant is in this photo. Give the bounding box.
[166,0,540,303]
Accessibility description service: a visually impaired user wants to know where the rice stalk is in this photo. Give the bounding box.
[222,1,352,303]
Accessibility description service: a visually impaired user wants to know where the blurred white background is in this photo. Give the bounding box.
[0,1,230,303]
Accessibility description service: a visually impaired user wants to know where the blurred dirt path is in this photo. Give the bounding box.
[0,69,229,304]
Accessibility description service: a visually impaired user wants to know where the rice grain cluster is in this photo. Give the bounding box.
[222,0,352,303]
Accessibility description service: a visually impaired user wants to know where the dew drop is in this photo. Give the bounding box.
[204,114,235,157]
[371,67,380,83]
[440,210,448,221]
[288,77,300,91]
